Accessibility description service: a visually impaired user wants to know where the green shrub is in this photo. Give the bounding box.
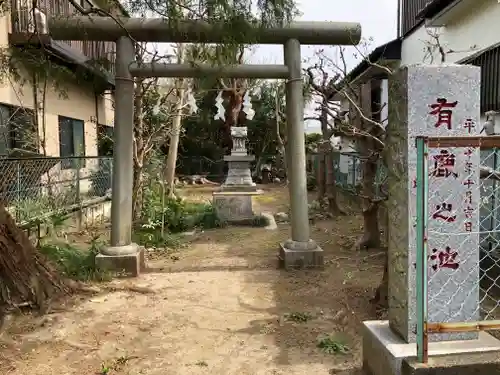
[133,230,184,249]
[38,241,109,281]
[307,173,317,191]
[251,214,270,227]
[140,183,223,234]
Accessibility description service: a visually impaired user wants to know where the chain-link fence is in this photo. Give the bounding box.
[415,136,500,363]
[0,156,113,225]
[308,151,387,198]
[175,155,226,182]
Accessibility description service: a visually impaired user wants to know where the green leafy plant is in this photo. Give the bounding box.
[284,311,312,323]
[317,335,349,354]
[251,214,270,227]
[38,240,109,281]
[140,182,223,233]
[133,229,184,249]
[307,173,317,191]
[100,363,111,375]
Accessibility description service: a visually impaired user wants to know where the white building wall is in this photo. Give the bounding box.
[401,0,500,66]
[401,0,500,126]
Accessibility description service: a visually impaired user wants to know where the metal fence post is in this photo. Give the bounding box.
[352,155,356,188]
[492,149,499,249]
[76,163,82,231]
[16,161,21,222]
[416,136,429,363]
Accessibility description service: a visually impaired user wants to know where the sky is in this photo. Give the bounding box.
[248,0,399,133]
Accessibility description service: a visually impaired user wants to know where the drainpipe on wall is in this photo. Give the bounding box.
[95,93,100,153]
[32,73,39,151]
[95,93,100,126]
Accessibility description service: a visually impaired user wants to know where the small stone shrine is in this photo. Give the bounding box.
[221,126,257,191]
[213,126,261,222]
[362,64,500,375]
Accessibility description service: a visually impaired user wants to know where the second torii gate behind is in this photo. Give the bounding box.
[48,17,362,270]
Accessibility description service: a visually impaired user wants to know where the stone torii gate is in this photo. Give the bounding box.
[48,17,361,272]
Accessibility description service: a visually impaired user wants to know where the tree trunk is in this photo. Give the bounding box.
[275,93,287,179]
[356,156,381,249]
[276,143,286,178]
[132,160,144,221]
[317,151,326,202]
[317,103,329,203]
[372,252,388,308]
[318,101,342,212]
[0,203,69,312]
[221,91,243,152]
[132,75,145,222]
[164,44,185,196]
[354,83,382,250]
[164,82,185,196]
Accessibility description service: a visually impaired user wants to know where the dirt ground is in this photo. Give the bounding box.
[0,185,384,375]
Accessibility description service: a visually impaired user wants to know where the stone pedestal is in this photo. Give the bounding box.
[362,64,492,375]
[212,190,262,222]
[97,243,145,276]
[221,154,257,191]
[279,239,324,269]
[214,126,261,222]
[363,321,500,375]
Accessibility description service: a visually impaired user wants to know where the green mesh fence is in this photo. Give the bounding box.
[310,151,387,198]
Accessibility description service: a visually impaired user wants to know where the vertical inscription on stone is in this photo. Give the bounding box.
[388,64,480,343]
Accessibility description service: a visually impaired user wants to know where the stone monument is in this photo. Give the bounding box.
[213,126,262,222]
[362,64,500,375]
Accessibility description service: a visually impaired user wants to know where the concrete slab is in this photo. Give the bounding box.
[363,320,500,375]
[402,352,500,375]
[96,247,145,277]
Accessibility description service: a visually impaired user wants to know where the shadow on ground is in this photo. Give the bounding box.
[0,185,383,375]
[142,185,384,373]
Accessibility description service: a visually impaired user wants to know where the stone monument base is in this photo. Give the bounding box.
[96,243,145,277]
[212,190,262,222]
[220,184,258,192]
[363,320,500,375]
[278,239,324,269]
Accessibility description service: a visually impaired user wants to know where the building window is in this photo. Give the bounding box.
[58,116,86,169]
[0,104,38,155]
